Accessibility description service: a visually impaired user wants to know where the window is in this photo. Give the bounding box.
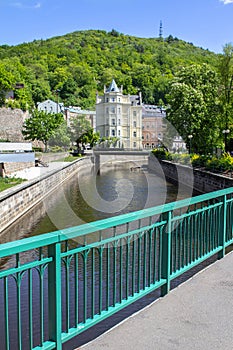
[133,142,137,148]
[118,119,121,125]
[112,119,115,125]
[118,130,121,136]
[111,107,115,113]
[106,98,109,102]
[133,121,137,128]
[112,98,115,102]
[111,129,115,136]
[133,131,137,137]
[106,107,109,113]
[118,98,121,102]
[133,111,137,117]
[118,108,121,113]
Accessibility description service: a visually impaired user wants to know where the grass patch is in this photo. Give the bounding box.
[0,177,26,192]
[62,155,83,162]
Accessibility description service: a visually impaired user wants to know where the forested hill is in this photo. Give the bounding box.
[0,29,219,109]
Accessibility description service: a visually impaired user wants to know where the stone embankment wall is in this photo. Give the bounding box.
[148,155,233,193]
[0,157,92,233]
[4,161,35,175]
[0,107,29,142]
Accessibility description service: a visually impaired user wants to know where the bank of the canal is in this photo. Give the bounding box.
[0,157,93,233]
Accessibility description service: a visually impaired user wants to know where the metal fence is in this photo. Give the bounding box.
[0,187,233,349]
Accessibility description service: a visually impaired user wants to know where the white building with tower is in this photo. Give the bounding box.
[96,80,142,149]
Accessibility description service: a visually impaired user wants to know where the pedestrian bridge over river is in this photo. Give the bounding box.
[92,148,150,173]
[0,186,233,349]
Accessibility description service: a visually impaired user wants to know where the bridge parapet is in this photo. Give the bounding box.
[0,187,233,348]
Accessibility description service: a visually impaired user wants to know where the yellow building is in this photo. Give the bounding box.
[96,80,142,149]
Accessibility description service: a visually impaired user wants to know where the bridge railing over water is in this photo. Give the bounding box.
[1,187,233,349]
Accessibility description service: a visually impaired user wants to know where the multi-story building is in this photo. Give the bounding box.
[64,107,96,130]
[96,80,142,149]
[142,104,166,149]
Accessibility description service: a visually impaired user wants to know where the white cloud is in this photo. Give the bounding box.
[220,0,233,4]
[11,2,41,9]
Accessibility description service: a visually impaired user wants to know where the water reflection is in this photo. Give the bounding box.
[0,166,191,244]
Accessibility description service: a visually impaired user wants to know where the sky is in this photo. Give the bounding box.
[0,0,233,53]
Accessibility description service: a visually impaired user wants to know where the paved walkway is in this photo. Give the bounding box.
[9,161,68,180]
[81,252,233,350]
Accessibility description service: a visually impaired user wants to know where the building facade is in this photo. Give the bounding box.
[64,107,96,130]
[142,104,166,149]
[96,80,142,149]
[37,99,64,114]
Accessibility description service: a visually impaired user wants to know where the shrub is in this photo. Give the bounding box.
[151,148,172,160]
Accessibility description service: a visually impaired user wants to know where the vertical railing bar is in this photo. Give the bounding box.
[179,219,183,270]
[28,269,33,350]
[48,243,62,350]
[218,195,227,259]
[148,229,152,286]
[159,226,163,282]
[119,240,123,302]
[143,233,147,289]
[4,277,10,350]
[74,253,79,326]
[40,268,44,346]
[137,235,141,293]
[132,239,135,295]
[98,248,103,315]
[153,227,157,283]
[17,273,22,350]
[106,244,110,311]
[113,244,117,306]
[91,248,95,318]
[189,216,192,264]
[126,239,129,299]
[65,241,70,332]
[161,210,172,296]
[66,262,70,332]
[83,253,87,324]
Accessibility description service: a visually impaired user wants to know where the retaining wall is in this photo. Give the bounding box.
[0,157,92,233]
[148,154,233,193]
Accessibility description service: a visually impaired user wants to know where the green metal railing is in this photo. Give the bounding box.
[1,187,233,349]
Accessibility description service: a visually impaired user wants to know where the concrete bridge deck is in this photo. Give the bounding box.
[81,251,233,350]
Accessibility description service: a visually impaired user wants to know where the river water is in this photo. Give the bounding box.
[0,164,195,349]
[0,165,193,244]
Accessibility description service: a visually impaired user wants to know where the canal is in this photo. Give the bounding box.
[0,165,194,349]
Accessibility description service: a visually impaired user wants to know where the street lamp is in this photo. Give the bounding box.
[188,134,193,154]
[222,129,230,152]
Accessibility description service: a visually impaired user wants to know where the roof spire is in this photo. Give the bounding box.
[106,79,119,92]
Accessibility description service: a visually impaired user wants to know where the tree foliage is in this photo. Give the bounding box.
[0,30,218,110]
[166,64,220,153]
[22,110,64,151]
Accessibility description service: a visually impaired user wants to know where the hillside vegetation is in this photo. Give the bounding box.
[0,29,219,110]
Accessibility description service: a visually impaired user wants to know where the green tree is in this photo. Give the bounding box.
[69,116,92,148]
[0,63,15,105]
[218,43,233,150]
[49,121,71,149]
[167,64,220,154]
[22,109,64,151]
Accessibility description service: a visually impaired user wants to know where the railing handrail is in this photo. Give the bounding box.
[0,186,232,258]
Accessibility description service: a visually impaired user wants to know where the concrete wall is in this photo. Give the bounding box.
[0,157,92,233]
[148,155,233,193]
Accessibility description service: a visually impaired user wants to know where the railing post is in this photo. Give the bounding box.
[161,210,172,296]
[218,194,227,259]
[48,242,62,349]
